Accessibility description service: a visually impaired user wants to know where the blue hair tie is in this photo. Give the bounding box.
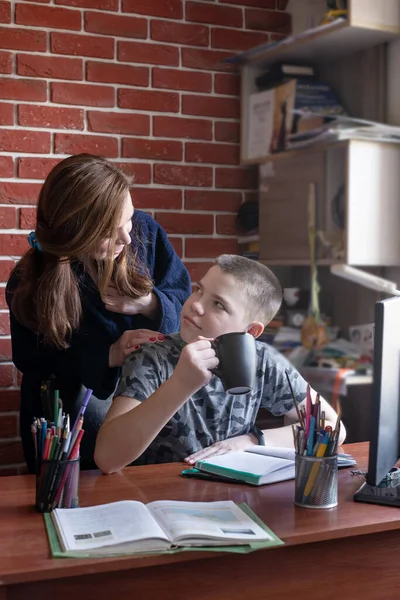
[27,231,42,252]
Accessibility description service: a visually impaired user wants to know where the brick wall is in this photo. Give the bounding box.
[0,0,291,473]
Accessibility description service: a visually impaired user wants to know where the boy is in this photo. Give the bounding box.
[95,255,345,474]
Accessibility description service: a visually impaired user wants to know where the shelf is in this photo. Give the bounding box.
[229,8,400,68]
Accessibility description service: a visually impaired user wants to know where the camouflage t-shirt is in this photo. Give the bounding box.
[115,333,307,465]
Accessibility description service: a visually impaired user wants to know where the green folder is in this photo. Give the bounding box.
[44,502,284,559]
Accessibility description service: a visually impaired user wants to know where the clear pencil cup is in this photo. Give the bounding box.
[35,457,80,513]
[294,454,338,509]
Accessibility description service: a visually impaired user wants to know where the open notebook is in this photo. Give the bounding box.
[45,499,284,558]
[193,447,356,486]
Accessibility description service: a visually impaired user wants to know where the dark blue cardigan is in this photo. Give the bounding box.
[6,210,191,470]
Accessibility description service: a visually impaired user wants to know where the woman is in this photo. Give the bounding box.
[6,154,191,472]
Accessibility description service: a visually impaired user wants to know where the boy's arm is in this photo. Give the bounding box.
[94,338,218,474]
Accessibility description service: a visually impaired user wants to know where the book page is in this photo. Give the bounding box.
[147,500,272,545]
[248,446,295,461]
[53,500,170,552]
[197,450,293,475]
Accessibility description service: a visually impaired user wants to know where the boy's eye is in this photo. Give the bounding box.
[215,301,225,310]
[195,286,202,295]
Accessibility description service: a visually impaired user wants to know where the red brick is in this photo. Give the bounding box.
[122,0,182,18]
[215,121,240,143]
[184,261,212,282]
[51,32,114,59]
[118,89,178,113]
[0,78,46,102]
[19,207,36,229]
[131,187,182,210]
[0,103,13,126]
[0,130,50,154]
[18,157,60,180]
[156,212,213,235]
[186,1,242,26]
[0,156,13,178]
[88,111,149,135]
[0,183,42,205]
[0,441,24,466]
[215,167,257,189]
[186,237,239,258]
[25,0,51,3]
[0,290,7,310]
[0,51,12,74]
[181,48,235,72]
[211,28,268,51]
[15,3,81,30]
[151,20,208,46]
[220,0,275,6]
[154,116,212,141]
[152,68,211,93]
[0,317,9,339]
[0,389,19,412]
[0,27,46,52]
[0,365,14,387]
[154,164,212,187]
[245,8,291,32]
[18,105,83,130]
[0,415,17,438]
[55,0,118,8]
[214,73,240,96]
[0,313,9,336]
[0,207,16,229]
[85,11,147,38]
[186,142,239,165]
[122,138,182,161]
[115,162,151,184]
[0,234,31,256]
[182,94,239,119]
[51,82,114,107]
[87,61,148,86]
[118,40,178,67]
[0,1,11,23]
[216,214,238,235]
[54,133,118,157]
[17,54,83,81]
[185,190,242,212]
[169,237,182,257]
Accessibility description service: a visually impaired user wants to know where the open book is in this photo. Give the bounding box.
[46,499,283,558]
[194,447,356,486]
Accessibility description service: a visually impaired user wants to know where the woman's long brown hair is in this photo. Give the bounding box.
[11,154,153,349]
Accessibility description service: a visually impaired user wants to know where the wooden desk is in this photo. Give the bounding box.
[1,443,400,600]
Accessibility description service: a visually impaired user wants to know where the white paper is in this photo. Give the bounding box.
[247,90,275,160]
[53,500,169,552]
[148,500,271,544]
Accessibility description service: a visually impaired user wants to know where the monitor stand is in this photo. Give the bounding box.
[354,468,400,507]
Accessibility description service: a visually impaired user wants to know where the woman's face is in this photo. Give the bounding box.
[91,191,134,261]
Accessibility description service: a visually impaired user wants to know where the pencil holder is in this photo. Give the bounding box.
[35,457,80,513]
[294,453,338,509]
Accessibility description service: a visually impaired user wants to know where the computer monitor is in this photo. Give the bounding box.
[354,296,400,506]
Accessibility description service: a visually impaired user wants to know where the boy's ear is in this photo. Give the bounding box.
[246,322,264,339]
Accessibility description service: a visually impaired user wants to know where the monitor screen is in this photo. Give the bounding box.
[367,296,400,487]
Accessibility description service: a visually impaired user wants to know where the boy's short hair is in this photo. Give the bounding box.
[214,254,282,326]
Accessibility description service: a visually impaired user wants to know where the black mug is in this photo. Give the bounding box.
[211,332,257,395]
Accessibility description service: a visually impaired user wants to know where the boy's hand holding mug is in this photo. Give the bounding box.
[173,336,219,393]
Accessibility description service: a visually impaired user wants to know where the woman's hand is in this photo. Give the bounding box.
[109,329,165,368]
[184,434,258,465]
[103,285,159,319]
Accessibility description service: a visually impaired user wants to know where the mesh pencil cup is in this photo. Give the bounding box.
[294,454,338,509]
[35,457,80,513]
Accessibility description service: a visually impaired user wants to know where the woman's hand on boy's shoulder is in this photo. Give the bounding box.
[184,434,257,465]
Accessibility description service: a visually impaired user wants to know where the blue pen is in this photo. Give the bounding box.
[307,416,315,456]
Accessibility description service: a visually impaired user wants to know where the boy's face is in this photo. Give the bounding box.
[180,266,251,343]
